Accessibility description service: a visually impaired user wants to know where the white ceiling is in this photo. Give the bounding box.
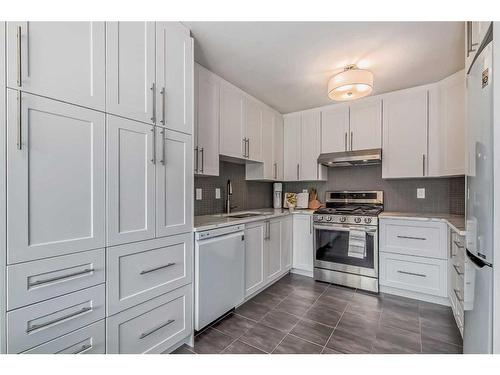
[185,22,465,114]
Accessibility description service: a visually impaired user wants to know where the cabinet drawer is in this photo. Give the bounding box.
[380,252,447,297]
[106,284,192,354]
[7,284,105,353]
[380,219,448,259]
[107,233,192,315]
[7,249,105,310]
[23,320,105,354]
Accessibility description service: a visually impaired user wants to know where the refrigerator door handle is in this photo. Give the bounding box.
[466,249,492,268]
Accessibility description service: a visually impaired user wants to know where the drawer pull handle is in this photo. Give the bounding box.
[139,319,175,339]
[453,240,464,249]
[397,270,427,278]
[454,288,464,303]
[140,262,176,275]
[453,264,464,276]
[397,235,426,241]
[28,268,95,287]
[26,307,93,333]
[72,344,92,354]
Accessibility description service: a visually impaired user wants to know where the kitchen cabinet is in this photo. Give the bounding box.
[465,22,491,72]
[244,221,266,297]
[194,63,219,176]
[273,113,284,180]
[300,110,324,181]
[156,128,193,238]
[428,70,465,177]
[0,22,6,354]
[382,87,428,179]
[244,97,263,162]
[106,22,156,124]
[284,113,301,181]
[349,97,382,150]
[321,104,349,153]
[219,81,245,159]
[281,215,293,270]
[6,22,105,110]
[107,115,156,246]
[156,22,193,135]
[292,214,314,275]
[449,231,465,337]
[266,219,283,282]
[7,91,105,264]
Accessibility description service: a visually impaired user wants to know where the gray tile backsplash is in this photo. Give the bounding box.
[195,163,465,216]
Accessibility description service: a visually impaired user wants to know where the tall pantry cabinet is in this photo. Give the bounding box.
[0,22,194,354]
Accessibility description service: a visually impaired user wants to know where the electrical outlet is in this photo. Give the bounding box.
[215,188,221,199]
[196,188,202,200]
[417,188,426,199]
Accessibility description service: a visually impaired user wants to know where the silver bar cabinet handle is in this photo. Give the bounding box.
[397,270,426,278]
[397,235,426,241]
[200,147,204,173]
[454,288,464,302]
[160,128,166,165]
[150,128,156,164]
[140,319,175,339]
[422,154,426,176]
[17,91,22,150]
[150,83,156,123]
[194,146,199,173]
[274,163,277,180]
[247,138,250,158]
[28,268,95,287]
[344,132,347,151]
[350,131,353,150]
[140,262,175,275]
[453,264,464,276]
[72,344,92,354]
[17,26,22,87]
[26,307,92,333]
[453,240,464,249]
[242,138,246,157]
[296,164,300,180]
[160,87,166,125]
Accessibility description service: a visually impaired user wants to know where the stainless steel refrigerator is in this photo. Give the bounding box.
[464,26,494,354]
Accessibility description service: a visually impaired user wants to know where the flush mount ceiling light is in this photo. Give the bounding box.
[328,64,374,101]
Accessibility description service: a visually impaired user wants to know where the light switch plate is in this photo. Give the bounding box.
[417,188,426,199]
[215,188,221,199]
[196,188,202,200]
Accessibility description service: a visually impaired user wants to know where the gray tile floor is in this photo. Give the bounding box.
[173,273,463,354]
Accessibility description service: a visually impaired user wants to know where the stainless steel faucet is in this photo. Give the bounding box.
[226,179,237,214]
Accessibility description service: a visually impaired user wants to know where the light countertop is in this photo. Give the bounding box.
[380,211,466,236]
[194,208,314,232]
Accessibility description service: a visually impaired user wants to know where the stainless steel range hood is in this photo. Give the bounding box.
[317,148,382,167]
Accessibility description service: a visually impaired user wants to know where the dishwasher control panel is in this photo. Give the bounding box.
[195,224,245,240]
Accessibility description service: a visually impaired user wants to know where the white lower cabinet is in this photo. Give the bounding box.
[244,221,266,297]
[449,231,465,336]
[23,320,106,354]
[292,214,314,274]
[266,219,283,281]
[281,216,293,270]
[106,285,192,354]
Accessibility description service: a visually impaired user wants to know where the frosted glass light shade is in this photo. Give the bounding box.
[328,65,373,101]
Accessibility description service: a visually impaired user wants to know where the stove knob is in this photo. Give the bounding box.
[326,216,332,221]
[364,217,372,224]
[317,215,323,221]
[354,217,361,224]
[340,216,347,223]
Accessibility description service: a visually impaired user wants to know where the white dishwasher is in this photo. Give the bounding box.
[194,224,245,331]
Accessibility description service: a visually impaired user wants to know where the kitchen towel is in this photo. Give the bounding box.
[348,229,366,259]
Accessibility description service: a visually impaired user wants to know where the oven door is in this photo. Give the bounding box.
[314,224,378,278]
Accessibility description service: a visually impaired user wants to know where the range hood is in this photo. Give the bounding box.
[318,148,382,167]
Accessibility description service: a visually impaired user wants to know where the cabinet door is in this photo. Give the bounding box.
[428,71,465,177]
[107,115,155,246]
[245,221,265,297]
[156,128,193,238]
[266,219,282,281]
[7,91,105,264]
[281,216,293,270]
[220,81,245,158]
[300,110,321,181]
[0,21,6,355]
[283,113,301,181]
[382,88,428,178]
[245,97,263,162]
[321,104,349,153]
[156,22,193,134]
[195,64,220,176]
[292,215,313,273]
[6,22,105,110]
[261,108,274,179]
[106,22,156,124]
[349,98,382,150]
[273,113,284,181]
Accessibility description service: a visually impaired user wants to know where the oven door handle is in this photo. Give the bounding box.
[313,224,377,233]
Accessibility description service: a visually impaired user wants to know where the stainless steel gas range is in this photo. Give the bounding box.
[313,191,383,293]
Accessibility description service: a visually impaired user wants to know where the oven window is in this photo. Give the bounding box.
[315,228,374,269]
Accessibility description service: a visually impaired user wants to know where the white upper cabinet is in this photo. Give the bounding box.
[106,22,156,124]
[284,113,301,181]
[349,97,382,150]
[7,91,105,264]
[428,70,465,177]
[156,22,193,135]
[273,113,284,181]
[107,115,155,246]
[219,81,245,159]
[194,63,219,176]
[321,104,349,153]
[300,110,325,181]
[156,128,193,238]
[382,87,428,179]
[244,97,263,162]
[6,22,105,110]
[261,108,274,179]
[465,22,491,72]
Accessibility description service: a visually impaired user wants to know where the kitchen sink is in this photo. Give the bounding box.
[226,212,265,218]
